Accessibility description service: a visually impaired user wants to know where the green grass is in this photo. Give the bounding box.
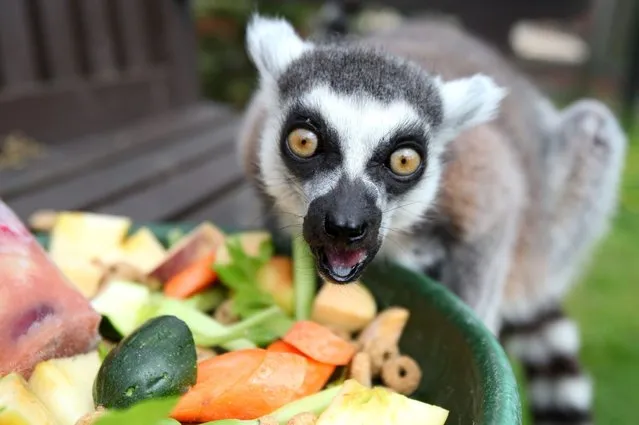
[517,126,639,425]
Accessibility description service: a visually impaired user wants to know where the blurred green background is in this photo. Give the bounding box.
[192,2,638,424]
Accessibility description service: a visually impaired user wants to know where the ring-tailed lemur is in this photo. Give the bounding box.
[238,15,627,425]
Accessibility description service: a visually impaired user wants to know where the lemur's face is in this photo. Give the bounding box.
[246,16,506,283]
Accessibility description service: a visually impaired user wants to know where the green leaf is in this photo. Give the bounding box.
[93,397,180,425]
[213,235,276,319]
[97,340,112,361]
[0,405,6,414]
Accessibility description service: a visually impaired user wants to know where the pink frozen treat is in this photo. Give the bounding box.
[0,200,101,378]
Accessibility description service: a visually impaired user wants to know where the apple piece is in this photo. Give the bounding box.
[49,211,131,266]
[256,256,295,315]
[0,373,57,425]
[215,231,272,266]
[311,282,377,333]
[116,227,167,274]
[316,379,449,425]
[28,351,101,425]
[148,222,226,283]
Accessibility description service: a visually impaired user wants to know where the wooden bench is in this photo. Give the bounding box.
[0,0,262,229]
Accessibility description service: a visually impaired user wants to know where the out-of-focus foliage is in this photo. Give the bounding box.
[192,0,319,108]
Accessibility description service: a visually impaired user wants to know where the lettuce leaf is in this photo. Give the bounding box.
[93,397,180,425]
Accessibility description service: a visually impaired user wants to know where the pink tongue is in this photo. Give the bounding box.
[325,248,366,276]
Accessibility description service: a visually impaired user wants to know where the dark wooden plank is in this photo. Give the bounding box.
[7,120,240,219]
[181,184,264,229]
[0,0,37,87]
[96,150,245,222]
[38,0,78,80]
[77,0,117,77]
[0,102,235,197]
[115,0,148,72]
[0,70,170,145]
[161,0,199,107]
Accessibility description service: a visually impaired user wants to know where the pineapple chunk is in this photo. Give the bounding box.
[28,351,102,425]
[0,373,56,425]
[49,211,131,265]
[55,260,104,299]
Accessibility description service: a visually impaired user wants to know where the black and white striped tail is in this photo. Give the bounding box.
[500,307,593,425]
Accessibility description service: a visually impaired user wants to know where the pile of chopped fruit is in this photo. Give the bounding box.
[0,202,449,425]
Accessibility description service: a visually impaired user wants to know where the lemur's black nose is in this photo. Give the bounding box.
[324,213,368,243]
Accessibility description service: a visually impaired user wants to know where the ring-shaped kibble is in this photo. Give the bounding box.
[287,128,319,158]
[366,340,400,376]
[389,147,421,176]
[380,354,422,395]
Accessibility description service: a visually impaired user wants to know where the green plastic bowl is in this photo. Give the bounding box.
[37,222,522,425]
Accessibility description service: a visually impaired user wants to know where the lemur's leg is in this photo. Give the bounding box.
[436,125,525,334]
[501,99,626,425]
[545,99,627,300]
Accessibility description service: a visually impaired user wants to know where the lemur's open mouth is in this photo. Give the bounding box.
[315,246,369,283]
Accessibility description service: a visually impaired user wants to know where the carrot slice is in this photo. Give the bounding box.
[163,251,217,299]
[172,349,267,421]
[268,339,336,396]
[171,350,307,422]
[196,348,267,385]
[282,321,356,366]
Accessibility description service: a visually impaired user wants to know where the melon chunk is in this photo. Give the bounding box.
[148,222,226,282]
[316,379,449,425]
[0,373,56,425]
[28,351,101,425]
[0,200,101,378]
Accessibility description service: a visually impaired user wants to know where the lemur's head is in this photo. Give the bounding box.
[246,15,506,283]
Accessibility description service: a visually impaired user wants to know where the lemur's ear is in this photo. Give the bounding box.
[436,74,507,137]
[246,14,313,81]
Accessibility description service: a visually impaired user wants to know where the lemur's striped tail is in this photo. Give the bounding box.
[500,307,593,425]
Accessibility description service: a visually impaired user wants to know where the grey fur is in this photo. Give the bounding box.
[278,45,444,127]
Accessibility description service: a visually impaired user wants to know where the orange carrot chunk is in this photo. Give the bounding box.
[171,350,307,423]
[282,321,356,366]
[163,251,217,299]
[172,349,267,421]
[268,340,336,396]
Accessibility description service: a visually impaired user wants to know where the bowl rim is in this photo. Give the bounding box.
[371,260,523,425]
[35,220,522,425]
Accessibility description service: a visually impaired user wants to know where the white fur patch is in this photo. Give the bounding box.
[555,375,593,411]
[529,375,592,412]
[543,318,580,357]
[246,14,313,80]
[503,318,580,365]
[436,74,507,140]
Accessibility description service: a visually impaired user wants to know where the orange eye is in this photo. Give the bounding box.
[389,147,421,176]
[287,128,319,158]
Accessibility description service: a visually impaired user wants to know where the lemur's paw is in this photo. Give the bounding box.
[559,99,627,158]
